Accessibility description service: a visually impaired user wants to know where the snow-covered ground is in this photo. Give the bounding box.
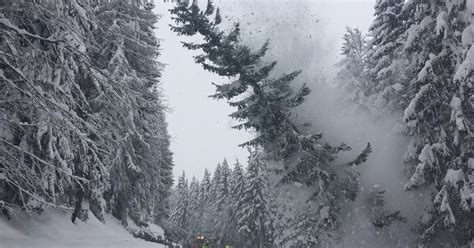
[0,209,165,248]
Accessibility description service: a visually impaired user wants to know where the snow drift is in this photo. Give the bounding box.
[0,209,166,248]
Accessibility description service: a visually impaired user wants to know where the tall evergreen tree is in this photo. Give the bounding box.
[235,149,269,248]
[199,168,212,209]
[336,27,368,103]
[0,1,174,244]
[186,176,201,242]
[343,0,474,246]
[217,159,231,206]
[399,1,473,245]
[169,171,189,231]
[365,0,408,110]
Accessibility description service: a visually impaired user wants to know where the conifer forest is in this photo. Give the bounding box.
[0,0,473,247]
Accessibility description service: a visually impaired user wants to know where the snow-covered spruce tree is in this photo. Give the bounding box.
[199,162,228,243]
[171,161,245,246]
[213,159,234,245]
[169,172,189,233]
[270,141,370,247]
[0,0,174,237]
[335,27,368,104]
[209,162,221,205]
[235,149,270,247]
[185,176,201,243]
[349,0,474,245]
[217,159,231,206]
[0,0,113,218]
[225,160,245,247]
[364,0,408,110]
[196,168,216,240]
[93,0,174,228]
[397,1,474,246]
[170,1,371,246]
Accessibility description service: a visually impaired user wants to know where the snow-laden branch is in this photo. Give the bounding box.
[0,14,60,43]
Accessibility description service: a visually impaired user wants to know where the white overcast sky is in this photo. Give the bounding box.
[154,0,374,181]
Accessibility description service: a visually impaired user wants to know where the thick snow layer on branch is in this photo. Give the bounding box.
[450,96,466,131]
[461,24,474,47]
[418,144,435,164]
[405,17,432,50]
[468,0,474,15]
[404,84,430,124]
[436,12,448,37]
[0,15,58,43]
[444,169,465,187]
[454,45,474,83]
[405,144,436,190]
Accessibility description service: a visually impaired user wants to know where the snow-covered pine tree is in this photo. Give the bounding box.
[94,0,174,228]
[209,162,221,205]
[230,160,245,199]
[169,172,189,231]
[99,2,175,238]
[217,159,231,207]
[196,168,213,239]
[0,0,173,243]
[0,0,114,218]
[397,1,473,245]
[350,0,474,245]
[186,176,201,242]
[213,159,233,245]
[271,141,367,247]
[226,160,246,246]
[365,0,408,110]
[235,149,270,248]
[335,27,368,103]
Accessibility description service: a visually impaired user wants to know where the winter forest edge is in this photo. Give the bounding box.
[0,0,473,248]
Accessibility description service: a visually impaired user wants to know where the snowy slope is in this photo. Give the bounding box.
[0,209,165,248]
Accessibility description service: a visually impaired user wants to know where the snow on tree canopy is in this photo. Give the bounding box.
[454,45,474,83]
[468,0,474,14]
[444,169,466,187]
[0,0,173,239]
[403,84,431,125]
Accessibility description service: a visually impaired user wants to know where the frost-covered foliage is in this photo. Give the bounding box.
[170,1,371,246]
[169,172,189,231]
[335,27,368,104]
[235,149,270,247]
[0,0,173,238]
[365,0,408,110]
[339,0,474,245]
[169,159,243,246]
